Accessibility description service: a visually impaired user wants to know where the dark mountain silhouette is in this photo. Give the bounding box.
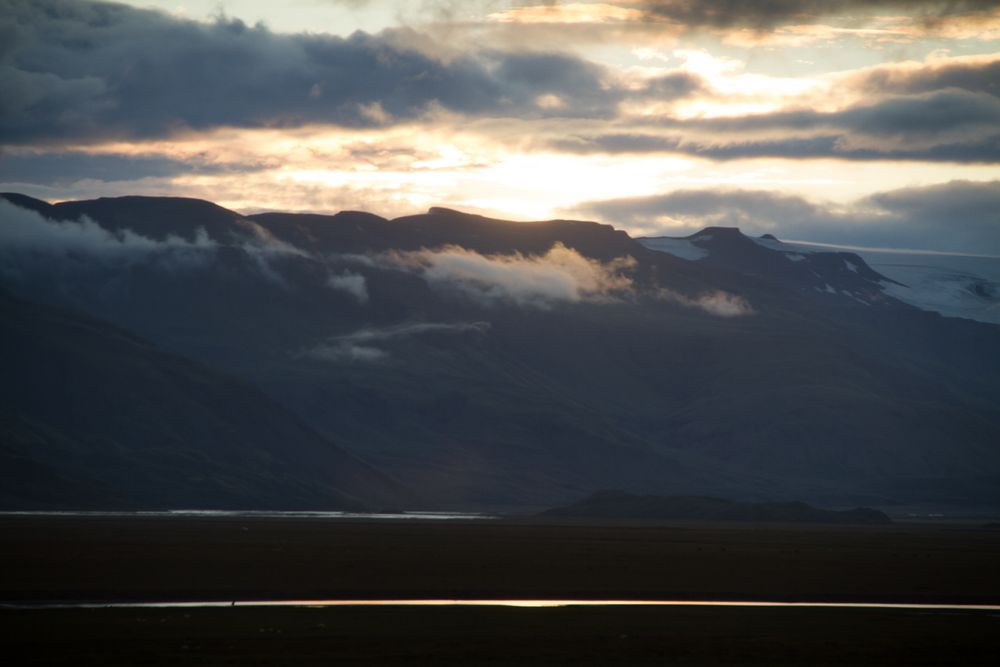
[0,288,408,510]
[540,490,892,525]
[2,193,999,510]
[252,205,643,261]
[6,193,246,242]
[641,227,902,302]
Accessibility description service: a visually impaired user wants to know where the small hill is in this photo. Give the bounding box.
[540,490,892,525]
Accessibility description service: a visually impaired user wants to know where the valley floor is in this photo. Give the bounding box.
[2,516,999,664]
[4,605,998,665]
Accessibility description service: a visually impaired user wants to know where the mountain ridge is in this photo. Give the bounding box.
[2,192,999,510]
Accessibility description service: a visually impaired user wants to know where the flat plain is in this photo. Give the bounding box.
[2,515,999,664]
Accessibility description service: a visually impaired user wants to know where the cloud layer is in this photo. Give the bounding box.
[635,0,1000,29]
[2,0,997,255]
[0,0,642,145]
[658,288,757,317]
[0,199,216,263]
[374,243,637,308]
[0,199,306,280]
[552,82,1000,163]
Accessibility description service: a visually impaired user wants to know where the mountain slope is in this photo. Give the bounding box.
[640,228,1000,323]
[770,238,1000,325]
[641,227,903,306]
[0,288,408,510]
[3,194,1000,509]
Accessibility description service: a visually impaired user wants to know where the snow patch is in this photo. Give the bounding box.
[638,237,709,261]
[766,238,1000,324]
[753,236,816,254]
[878,265,1000,324]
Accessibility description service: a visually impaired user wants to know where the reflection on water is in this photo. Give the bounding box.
[5,599,1000,611]
[0,510,494,520]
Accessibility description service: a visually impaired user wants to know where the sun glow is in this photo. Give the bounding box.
[487,3,647,24]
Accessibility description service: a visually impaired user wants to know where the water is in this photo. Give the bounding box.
[4,599,1000,611]
[0,510,494,520]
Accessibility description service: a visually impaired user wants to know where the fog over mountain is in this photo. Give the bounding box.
[2,193,999,510]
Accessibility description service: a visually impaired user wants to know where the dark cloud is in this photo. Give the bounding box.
[681,90,1000,137]
[551,132,1000,162]
[575,180,1000,254]
[852,59,1000,98]
[865,181,1000,250]
[631,71,704,99]
[637,1,1000,29]
[488,50,618,110]
[550,90,1000,163]
[0,152,253,185]
[831,90,1000,136]
[0,0,644,144]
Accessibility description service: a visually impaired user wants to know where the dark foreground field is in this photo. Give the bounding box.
[2,515,1000,664]
[4,605,999,665]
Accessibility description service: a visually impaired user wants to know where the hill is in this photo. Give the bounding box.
[540,490,892,524]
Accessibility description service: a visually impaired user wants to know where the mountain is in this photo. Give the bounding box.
[3,193,1000,510]
[5,193,247,242]
[641,227,902,306]
[540,490,892,525]
[640,229,1000,324]
[0,288,407,510]
[764,237,1000,326]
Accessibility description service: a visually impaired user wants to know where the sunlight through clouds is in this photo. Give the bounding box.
[2,0,998,251]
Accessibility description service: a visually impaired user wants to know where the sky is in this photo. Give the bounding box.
[1,0,999,252]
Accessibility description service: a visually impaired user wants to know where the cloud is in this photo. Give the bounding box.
[326,270,369,303]
[0,151,248,186]
[0,0,634,145]
[629,71,705,100]
[692,87,1000,136]
[635,1,1000,30]
[232,217,308,258]
[307,341,389,363]
[573,180,1000,254]
[376,243,636,308]
[304,320,490,363]
[551,131,1000,163]
[658,288,757,317]
[0,198,216,266]
[848,56,1000,98]
[0,198,307,281]
[487,4,647,25]
[550,89,1000,163]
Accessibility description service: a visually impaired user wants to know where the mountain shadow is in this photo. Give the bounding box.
[0,288,409,510]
